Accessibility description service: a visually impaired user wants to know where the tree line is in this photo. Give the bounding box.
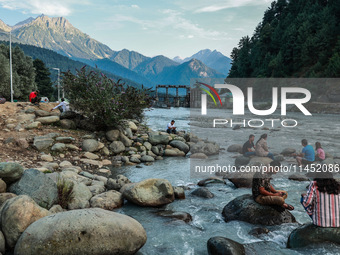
[228,0,340,78]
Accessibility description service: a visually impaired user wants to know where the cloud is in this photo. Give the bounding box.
[0,0,77,16]
[131,5,139,9]
[195,0,272,13]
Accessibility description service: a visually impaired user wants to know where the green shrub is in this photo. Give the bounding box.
[62,66,153,130]
[57,177,74,209]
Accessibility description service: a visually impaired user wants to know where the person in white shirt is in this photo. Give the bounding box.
[167,120,177,134]
[51,98,69,113]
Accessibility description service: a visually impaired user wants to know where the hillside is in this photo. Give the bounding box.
[0,41,144,89]
[228,0,340,78]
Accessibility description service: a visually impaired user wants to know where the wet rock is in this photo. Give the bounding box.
[227,144,243,153]
[191,187,214,198]
[169,140,190,154]
[109,141,126,154]
[288,174,309,182]
[173,186,185,199]
[122,178,174,207]
[197,177,226,186]
[287,223,340,248]
[35,116,60,124]
[207,236,245,255]
[60,119,76,129]
[235,156,250,167]
[90,190,123,210]
[82,139,100,152]
[232,125,241,130]
[156,210,192,223]
[274,155,285,162]
[9,169,58,209]
[281,148,296,156]
[0,162,24,184]
[222,194,296,225]
[0,193,17,207]
[14,208,147,255]
[0,195,50,248]
[248,227,270,237]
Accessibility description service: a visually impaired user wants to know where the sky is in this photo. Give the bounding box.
[0,0,273,59]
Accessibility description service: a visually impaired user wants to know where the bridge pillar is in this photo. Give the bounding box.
[165,87,169,105]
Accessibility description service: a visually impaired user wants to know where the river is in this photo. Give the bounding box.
[111,107,340,255]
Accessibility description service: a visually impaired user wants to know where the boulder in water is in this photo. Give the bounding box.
[191,187,214,198]
[287,223,340,248]
[227,144,242,153]
[222,194,296,225]
[207,236,245,255]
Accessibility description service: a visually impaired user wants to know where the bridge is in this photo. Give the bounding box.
[155,85,190,107]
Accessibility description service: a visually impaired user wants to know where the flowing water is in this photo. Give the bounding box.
[111,107,340,255]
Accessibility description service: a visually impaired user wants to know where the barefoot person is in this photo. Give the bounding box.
[242,134,256,157]
[255,134,274,160]
[166,120,177,134]
[301,172,340,227]
[252,160,294,211]
[293,139,315,166]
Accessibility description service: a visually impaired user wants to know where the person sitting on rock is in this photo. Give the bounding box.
[29,90,40,105]
[252,160,294,210]
[301,172,340,227]
[50,98,69,113]
[166,120,177,134]
[242,134,256,157]
[255,134,274,160]
[292,139,315,166]
[315,142,325,162]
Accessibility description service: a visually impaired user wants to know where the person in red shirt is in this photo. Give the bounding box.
[29,90,40,105]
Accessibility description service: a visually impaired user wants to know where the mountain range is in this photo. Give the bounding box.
[0,15,230,87]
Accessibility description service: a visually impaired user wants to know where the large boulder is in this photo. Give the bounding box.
[207,237,245,255]
[281,148,296,156]
[9,169,58,209]
[14,208,147,255]
[191,187,214,198]
[35,116,60,124]
[169,140,190,154]
[34,110,51,117]
[0,195,50,248]
[148,134,170,145]
[287,223,340,248]
[222,194,296,226]
[228,172,254,188]
[82,139,100,152]
[0,162,24,184]
[0,193,17,207]
[67,182,92,210]
[122,178,174,207]
[235,156,251,167]
[227,144,243,153]
[90,190,123,210]
[191,142,220,155]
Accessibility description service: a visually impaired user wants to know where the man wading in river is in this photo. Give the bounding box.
[252,160,294,211]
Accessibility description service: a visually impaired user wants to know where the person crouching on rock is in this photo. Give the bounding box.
[301,172,340,227]
[167,120,177,134]
[29,90,41,105]
[252,160,294,211]
[51,98,69,113]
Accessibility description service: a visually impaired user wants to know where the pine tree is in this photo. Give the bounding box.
[33,58,54,98]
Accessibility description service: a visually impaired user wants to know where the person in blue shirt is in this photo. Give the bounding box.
[293,139,315,166]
